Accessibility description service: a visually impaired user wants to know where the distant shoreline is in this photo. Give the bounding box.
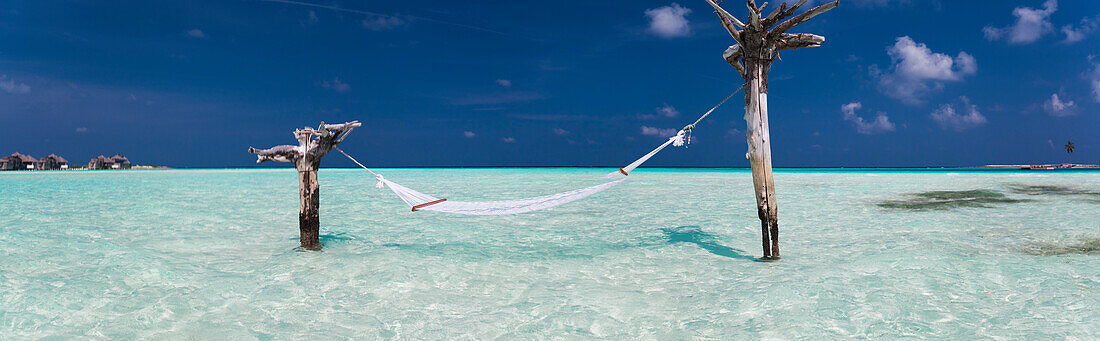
[0,165,172,171]
[959,164,1100,170]
[5,165,1099,171]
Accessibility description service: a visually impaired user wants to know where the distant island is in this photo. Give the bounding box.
[0,152,169,171]
[963,164,1100,170]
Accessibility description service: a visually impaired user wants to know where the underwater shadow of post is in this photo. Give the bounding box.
[662,226,759,261]
[318,232,357,243]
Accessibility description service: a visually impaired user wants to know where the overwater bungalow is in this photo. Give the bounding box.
[36,154,69,170]
[0,152,38,170]
[87,155,111,169]
[87,154,132,170]
[110,154,131,169]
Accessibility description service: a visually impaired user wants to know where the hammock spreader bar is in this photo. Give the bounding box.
[336,85,744,215]
[411,198,447,211]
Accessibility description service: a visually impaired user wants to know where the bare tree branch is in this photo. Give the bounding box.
[322,121,361,132]
[335,127,356,143]
[762,2,787,27]
[706,0,745,28]
[704,0,744,42]
[723,44,747,76]
[250,120,361,169]
[768,0,839,39]
[775,33,825,50]
[249,145,301,163]
[765,0,810,29]
[747,0,763,30]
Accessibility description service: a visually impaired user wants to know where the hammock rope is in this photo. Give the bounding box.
[339,85,744,215]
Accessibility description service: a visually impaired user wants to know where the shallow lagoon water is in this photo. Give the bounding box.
[1,168,1097,339]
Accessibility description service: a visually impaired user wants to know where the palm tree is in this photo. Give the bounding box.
[1064,141,1075,165]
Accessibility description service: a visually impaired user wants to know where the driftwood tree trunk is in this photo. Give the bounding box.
[249,121,361,250]
[705,0,838,260]
[299,170,320,249]
[745,58,780,259]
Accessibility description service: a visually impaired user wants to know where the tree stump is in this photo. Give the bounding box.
[249,121,361,250]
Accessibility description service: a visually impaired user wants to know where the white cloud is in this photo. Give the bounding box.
[501,137,516,143]
[656,103,679,118]
[75,127,88,133]
[552,128,570,135]
[1062,15,1099,43]
[0,75,30,94]
[495,79,512,88]
[726,128,743,138]
[639,103,681,120]
[1091,59,1100,103]
[449,91,547,106]
[840,102,895,134]
[1043,93,1075,116]
[645,3,692,39]
[875,36,976,104]
[640,126,678,137]
[186,29,206,39]
[930,97,987,131]
[981,26,1004,41]
[301,10,319,27]
[320,78,350,93]
[463,131,476,138]
[983,0,1057,44]
[362,15,406,31]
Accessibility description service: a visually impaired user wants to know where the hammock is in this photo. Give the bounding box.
[339,86,742,215]
[378,177,627,215]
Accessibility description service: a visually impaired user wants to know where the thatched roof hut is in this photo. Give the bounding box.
[37,154,69,170]
[1,153,38,170]
[88,155,110,169]
[110,154,131,169]
[87,154,132,170]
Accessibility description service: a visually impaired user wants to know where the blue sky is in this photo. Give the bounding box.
[1,0,1097,167]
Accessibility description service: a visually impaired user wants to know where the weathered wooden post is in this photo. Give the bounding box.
[249,121,361,250]
[704,0,838,260]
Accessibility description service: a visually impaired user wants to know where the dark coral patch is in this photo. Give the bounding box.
[1006,184,1100,203]
[878,190,1028,210]
[1020,237,1100,256]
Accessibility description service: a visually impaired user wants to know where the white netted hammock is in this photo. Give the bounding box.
[338,86,741,215]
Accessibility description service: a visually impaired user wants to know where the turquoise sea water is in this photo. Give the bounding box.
[1,168,1097,339]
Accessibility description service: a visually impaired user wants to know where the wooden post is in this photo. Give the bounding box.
[249,121,361,250]
[298,170,320,249]
[705,0,838,260]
